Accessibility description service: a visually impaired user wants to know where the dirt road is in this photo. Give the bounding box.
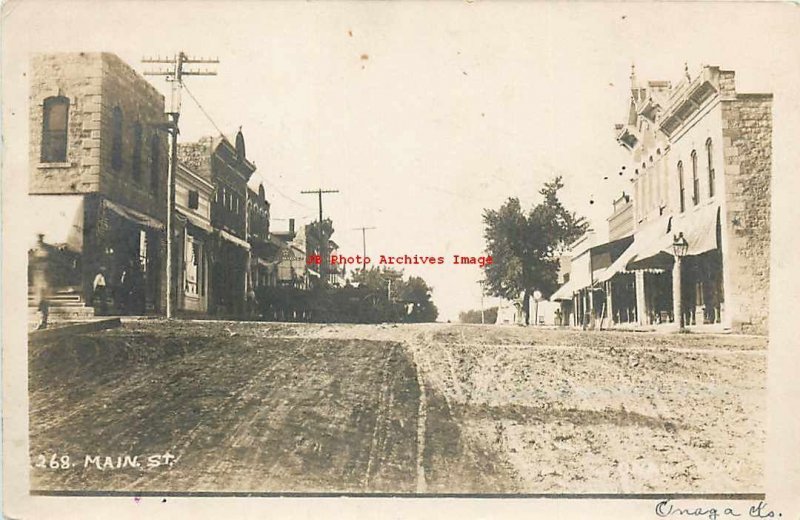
[28,321,765,494]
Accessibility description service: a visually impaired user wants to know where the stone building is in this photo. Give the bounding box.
[594,65,771,333]
[28,52,168,316]
[178,129,256,317]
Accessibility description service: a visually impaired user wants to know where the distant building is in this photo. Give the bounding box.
[271,219,309,290]
[607,192,634,242]
[28,52,168,317]
[247,182,271,303]
[550,229,632,328]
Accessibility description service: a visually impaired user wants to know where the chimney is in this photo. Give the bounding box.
[289,218,295,236]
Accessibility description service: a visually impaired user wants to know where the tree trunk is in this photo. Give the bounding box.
[522,289,531,326]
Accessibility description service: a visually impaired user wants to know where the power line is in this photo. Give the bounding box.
[182,81,226,138]
[181,82,315,216]
[263,180,314,210]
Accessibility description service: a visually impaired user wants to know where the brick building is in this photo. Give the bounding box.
[246,180,271,299]
[28,53,168,316]
[573,65,771,333]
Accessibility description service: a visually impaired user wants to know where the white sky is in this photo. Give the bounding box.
[3,1,799,320]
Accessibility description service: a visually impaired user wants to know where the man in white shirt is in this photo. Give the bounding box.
[92,268,107,314]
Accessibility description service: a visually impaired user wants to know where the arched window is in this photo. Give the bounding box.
[41,96,69,162]
[111,107,123,171]
[149,135,160,195]
[132,122,143,181]
[691,150,699,206]
[706,138,715,198]
[678,161,685,213]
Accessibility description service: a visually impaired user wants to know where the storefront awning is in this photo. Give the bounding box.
[595,214,672,283]
[256,257,277,267]
[177,210,213,233]
[629,203,720,270]
[103,199,164,231]
[550,279,576,301]
[28,195,84,252]
[217,229,251,250]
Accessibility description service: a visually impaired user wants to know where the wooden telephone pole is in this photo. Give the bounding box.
[300,188,339,285]
[142,53,218,318]
[352,226,376,271]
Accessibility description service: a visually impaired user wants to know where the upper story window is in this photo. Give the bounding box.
[678,160,686,213]
[706,138,715,198]
[41,96,69,163]
[691,150,699,206]
[150,135,160,195]
[111,107,123,171]
[188,190,199,210]
[132,122,143,181]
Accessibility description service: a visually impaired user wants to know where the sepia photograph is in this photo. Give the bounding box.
[3,1,800,518]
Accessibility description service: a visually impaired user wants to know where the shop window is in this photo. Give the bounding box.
[150,135,160,195]
[691,150,699,206]
[132,122,143,181]
[41,96,69,163]
[706,138,715,198]
[188,190,199,210]
[112,107,123,171]
[678,161,685,213]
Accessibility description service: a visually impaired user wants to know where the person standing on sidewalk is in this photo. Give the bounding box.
[92,267,108,315]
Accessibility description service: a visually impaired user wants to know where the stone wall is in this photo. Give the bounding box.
[29,53,104,194]
[99,53,168,221]
[29,53,168,221]
[720,94,772,334]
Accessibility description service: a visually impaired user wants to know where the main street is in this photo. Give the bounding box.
[29,321,765,494]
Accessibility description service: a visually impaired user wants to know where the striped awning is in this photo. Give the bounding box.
[595,214,672,283]
[629,203,720,270]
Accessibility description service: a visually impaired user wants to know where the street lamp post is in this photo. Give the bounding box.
[672,232,689,332]
[533,290,542,326]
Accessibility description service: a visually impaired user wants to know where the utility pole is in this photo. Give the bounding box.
[352,226,376,271]
[479,280,485,325]
[300,188,339,286]
[142,52,218,319]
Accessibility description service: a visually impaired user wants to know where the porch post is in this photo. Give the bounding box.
[635,270,647,326]
[673,256,684,330]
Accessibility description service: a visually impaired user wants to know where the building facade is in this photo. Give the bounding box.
[247,182,271,296]
[175,161,214,314]
[28,52,168,316]
[554,65,771,333]
[178,130,256,317]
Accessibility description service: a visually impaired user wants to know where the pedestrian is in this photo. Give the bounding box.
[93,268,108,315]
[37,297,49,330]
